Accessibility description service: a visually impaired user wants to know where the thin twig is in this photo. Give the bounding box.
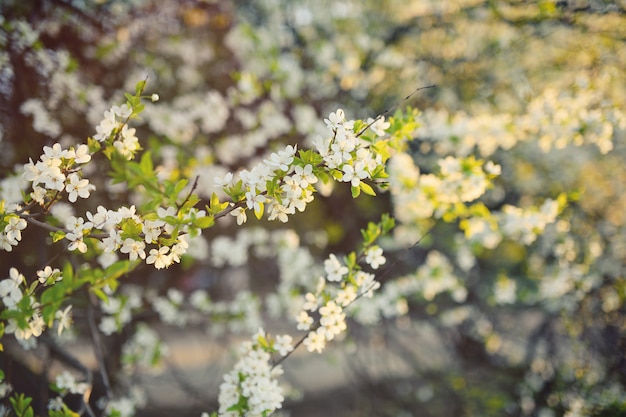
[373,223,434,284]
[178,175,200,209]
[355,84,436,137]
[271,321,321,369]
[272,224,434,369]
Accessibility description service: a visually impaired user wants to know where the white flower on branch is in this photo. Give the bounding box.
[146,246,172,270]
[296,310,313,331]
[37,266,61,285]
[324,253,348,282]
[65,173,94,202]
[303,328,326,353]
[274,334,293,356]
[341,160,368,187]
[4,217,26,246]
[120,238,146,261]
[55,305,73,336]
[94,109,117,142]
[364,246,386,270]
[0,268,24,308]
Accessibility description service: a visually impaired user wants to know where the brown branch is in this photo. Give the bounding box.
[178,175,200,209]
[24,216,66,233]
[39,334,97,417]
[87,292,113,400]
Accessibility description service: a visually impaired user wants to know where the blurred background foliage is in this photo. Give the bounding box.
[1,0,625,416]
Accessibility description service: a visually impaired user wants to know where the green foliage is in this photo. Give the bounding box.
[9,393,34,417]
[208,192,229,216]
[49,408,80,417]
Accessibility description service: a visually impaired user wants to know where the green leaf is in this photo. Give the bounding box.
[87,137,101,153]
[344,252,357,269]
[210,192,219,211]
[52,230,66,243]
[139,151,154,175]
[370,164,388,179]
[317,171,331,184]
[224,180,244,200]
[119,218,143,239]
[27,280,39,295]
[92,287,109,304]
[372,139,391,162]
[381,213,395,234]
[10,393,33,417]
[361,221,381,246]
[194,215,215,229]
[351,185,361,198]
[173,179,189,195]
[135,79,147,96]
[50,409,81,417]
[208,193,229,216]
[359,181,376,196]
[557,192,568,209]
[257,333,269,349]
[41,284,64,308]
[181,195,201,211]
[353,119,367,134]
[298,149,323,166]
[62,263,74,283]
[105,260,132,281]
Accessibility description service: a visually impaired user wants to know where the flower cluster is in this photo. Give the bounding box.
[0,265,75,348]
[298,243,386,354]
[190,289,263,335]
[103,390,147,417]
[217,108,392,225]
[457,197,562,250]
[389,153,500,225]
[99,285,143,335]
[122,323,169,373]
[387,151,506,249]
[47,373,87,412]
[348,251,465,325]
[0,268,44,346]
[0,214,27,252]
[498,199,560,245]
[0,141,96,252]
[413,82,626,158]
[218,329,289,417]
[22,143,94,205]
[317,109,386,191]
[53,370,89,396]
[151,288,187,326]
[302,300,346,354]
[93,104,141,159]
[230,144,316,223]
[61,204,202,269]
